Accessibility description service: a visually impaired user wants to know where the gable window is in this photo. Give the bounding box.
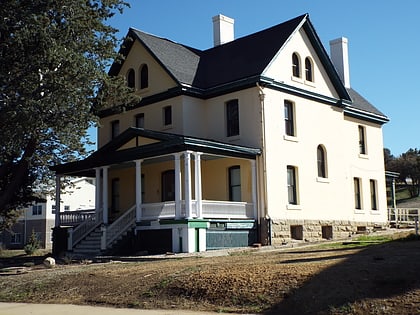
[127,68,135,88]
[287,166,298,205]
[358,125,367,154]
[226,99,239,137]
[305,57,313,82]
[228,166,241,202]
[161,170,175,201]
[317,145,327,178]
[111,120,120,139]
[292,53,301,77]
[284,100,295,137]
[370,179,378,210]
[135,113,145,128]
[140,64,149,89]
[32,204,42,215]
[354,177,362,210]
[163,106,172,126]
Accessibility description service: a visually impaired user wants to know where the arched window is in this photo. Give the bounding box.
[140,64,148,89]
[305,57,313,82]
[317,145,327,178]
[292,53,301,77]
[127,68,135,88]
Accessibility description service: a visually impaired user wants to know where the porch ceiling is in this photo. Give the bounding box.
[51,127,261,176]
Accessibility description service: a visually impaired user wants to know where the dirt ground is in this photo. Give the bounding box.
[0,231,419,315]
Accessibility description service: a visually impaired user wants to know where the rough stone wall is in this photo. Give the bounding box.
[271,219,388,245]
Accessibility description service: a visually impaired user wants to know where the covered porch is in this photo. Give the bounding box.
[52,128,261,254]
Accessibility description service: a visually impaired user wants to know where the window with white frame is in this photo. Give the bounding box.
[32,204,42,215]
[292,52,301,78]
[370,179,378,210]
[284,100,295,137]
[226,99,239,137]
[358,125,367,155]
[354,177,362,209]
[287,166,298,205]
[305,57,314,82]
[317,145,327,178]
[11,233,22,244]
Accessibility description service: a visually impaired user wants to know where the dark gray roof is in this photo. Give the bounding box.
[346,88,387,118]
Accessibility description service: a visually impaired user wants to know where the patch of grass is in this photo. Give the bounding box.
[355,235,393,242]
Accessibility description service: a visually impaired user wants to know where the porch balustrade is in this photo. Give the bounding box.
[60,209,96,226]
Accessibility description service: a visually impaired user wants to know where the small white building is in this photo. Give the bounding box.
[52,14,389,255]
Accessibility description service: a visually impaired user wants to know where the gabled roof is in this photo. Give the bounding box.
[107,14,387,124]
[51,128,261,176]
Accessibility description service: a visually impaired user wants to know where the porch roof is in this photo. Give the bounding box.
[51,128,261,176]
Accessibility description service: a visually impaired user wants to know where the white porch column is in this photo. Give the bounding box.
[194,152,203,218]
[174,153,182,219]
[251,160,258,219]
[135,160,143,223]
[102,166,109,224]
[184,151,192,219]
[54,175,61,227]
[95,168,101,222]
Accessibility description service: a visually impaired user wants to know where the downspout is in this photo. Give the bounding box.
[256,83,271,245]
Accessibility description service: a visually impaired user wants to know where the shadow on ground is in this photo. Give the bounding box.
[264,237,420,314]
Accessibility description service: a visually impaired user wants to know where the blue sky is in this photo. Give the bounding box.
[102,0,420,157]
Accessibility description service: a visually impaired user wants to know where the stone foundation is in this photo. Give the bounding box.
[271,219,387,245]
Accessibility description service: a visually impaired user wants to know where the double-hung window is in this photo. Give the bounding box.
[370,179,378,210]
[284,100,295,137]
[111,120,120,139]
[317,145,327,178]
[354,177,362,209]
[226,99,239,137]
[287,166,298,205]
[163,106,172,127]
[358,125,367,155]
[32,204,42,215]
[228,166,241,202]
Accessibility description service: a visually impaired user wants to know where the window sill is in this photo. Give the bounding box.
[135,87,150,95]
[359,153,369,159]
[291,76,304,84]
[283,135,299,142]
[316,177,330,183]
[370,210,381,215]
[354,209,365,214]
[287,204,302,210]
[227,135,241,142]
[161,124,173,131]
[304,80,316,87]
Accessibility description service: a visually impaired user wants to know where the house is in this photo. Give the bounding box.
[51,14,389,255]
[0,177,95,250]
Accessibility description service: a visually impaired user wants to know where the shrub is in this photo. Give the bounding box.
[24,231,40,255]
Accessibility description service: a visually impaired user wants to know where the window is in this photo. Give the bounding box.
[305,57,313,82]
[163,106,172,126]
[111,178,120,213]
[226,99,239,137]
[32,204,42,215]
[51,205,56,214]
[135,113,144,128]
[287,166,298,205]
[358,125,367,154]
[111,120,120,139]
[11,233,22,244]
[370,179,378,210]
[228,166,241,201]
[127,68,135,88]
[284,100,295,137]
[161,170,175,201]
[354,177,362,209]
[317,145,327,178]
[141,174,145,202]
[292,53,301,77]
[140,64,148,89]
[64,205,70,211]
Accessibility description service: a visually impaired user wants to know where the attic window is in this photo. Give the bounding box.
[292,53,301,77]
[305,57,313,82]
[140,64,148,89]
[127,68,135,88]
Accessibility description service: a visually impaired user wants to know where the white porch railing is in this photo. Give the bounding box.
[60,209,95,226]
[388,208,419,227]
[104,205,136,248]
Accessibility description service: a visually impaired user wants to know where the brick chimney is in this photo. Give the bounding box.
[329,37,351,88]
[212,14,234,47]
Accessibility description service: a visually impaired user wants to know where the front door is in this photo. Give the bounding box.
[161,170,175,201]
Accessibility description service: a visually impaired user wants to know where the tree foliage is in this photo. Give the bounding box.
[0,0,136,229]
[385,148,420,198]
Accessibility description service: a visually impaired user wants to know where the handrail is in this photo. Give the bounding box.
[105,205,136,248]
[71,209,103,247]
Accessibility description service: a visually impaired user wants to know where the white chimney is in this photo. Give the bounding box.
[329,37,351,88]
[212,14,234,47]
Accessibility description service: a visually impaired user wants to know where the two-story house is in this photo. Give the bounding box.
[1,177,95,250]
[51,14,389,255]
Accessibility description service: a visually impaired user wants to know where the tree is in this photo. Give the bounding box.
[0,0,137,230]
[386,148,420,198]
